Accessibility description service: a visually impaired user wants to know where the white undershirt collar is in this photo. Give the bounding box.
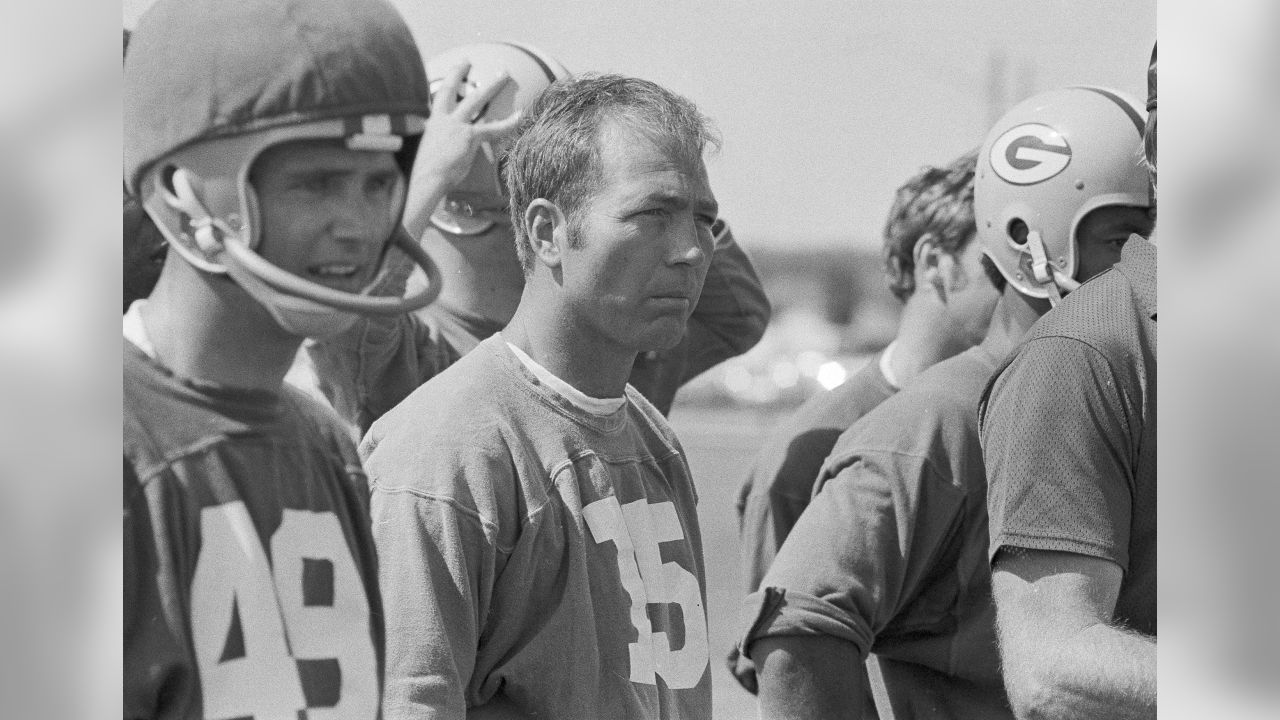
[878,340,902,390]
[123,299,158,359]
[503,337,626,416]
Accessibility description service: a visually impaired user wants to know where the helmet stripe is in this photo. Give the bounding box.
[500,42,558,83]
[1078,87,1145,138]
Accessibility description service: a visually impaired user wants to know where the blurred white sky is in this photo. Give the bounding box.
[122,0,1153,248]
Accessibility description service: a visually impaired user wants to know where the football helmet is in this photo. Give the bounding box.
[125,0,441,338]
[975,86,1149,304]
[424,42,571,236]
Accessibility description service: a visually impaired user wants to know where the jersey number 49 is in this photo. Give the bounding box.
[191,501,377,720]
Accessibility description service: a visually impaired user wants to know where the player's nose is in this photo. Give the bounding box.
[327,186,390,248]
[667,213,709,267]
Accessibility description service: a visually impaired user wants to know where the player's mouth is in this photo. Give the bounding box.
[306,262,369,291]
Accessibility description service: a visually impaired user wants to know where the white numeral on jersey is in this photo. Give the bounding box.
[190,502,377,720]
[583,497,709,689]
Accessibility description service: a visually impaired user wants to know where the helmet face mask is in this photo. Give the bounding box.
[425,42,571,237]
[138,116,442,338]
[976,86,1151,304]
[125,0,442,337]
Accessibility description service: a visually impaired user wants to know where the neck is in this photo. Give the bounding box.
[979,288,1050,362]
[888,292,971,385]
[142,262,301,392]
[422,224,525,324]
[503,282,633,400]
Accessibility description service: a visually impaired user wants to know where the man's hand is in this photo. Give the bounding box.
[404,64,521,238]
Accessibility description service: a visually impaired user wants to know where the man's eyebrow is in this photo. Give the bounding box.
[638,191,719,215]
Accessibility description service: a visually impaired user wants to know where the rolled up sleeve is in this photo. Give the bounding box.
[737,449,963,662]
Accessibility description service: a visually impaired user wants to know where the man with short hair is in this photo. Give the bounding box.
[979,48,1159,720]
[730,149,984,694]
[739,86,1154,720]
[306,43,769,429]
[122,0,457,716]
[363,73,719,719]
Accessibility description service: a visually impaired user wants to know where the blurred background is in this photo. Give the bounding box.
[0,0,1274,717]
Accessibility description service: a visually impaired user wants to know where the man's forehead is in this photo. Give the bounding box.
[597,121,706,173]
[594,125,711,198]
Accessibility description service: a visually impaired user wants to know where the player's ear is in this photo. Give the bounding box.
[524,198,564,269]
[914,233,948,302]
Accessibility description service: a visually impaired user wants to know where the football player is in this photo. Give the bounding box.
[739,85,1153,720]
[730,148,984,696]
[304,42,770,429]
[123,0,462,716]
[980,49,1159,720]
[363,74,720,719]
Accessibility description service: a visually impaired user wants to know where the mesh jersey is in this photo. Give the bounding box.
[740,347,1013,720]
[981,235,1157,635]
[362,335,711,719]
[123,340,383,720]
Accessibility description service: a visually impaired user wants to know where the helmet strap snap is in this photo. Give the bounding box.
[1023,229,1073,307]
[163,168,239,259]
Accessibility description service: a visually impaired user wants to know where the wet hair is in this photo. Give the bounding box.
[882,148,979,302]
[505,73,719,272]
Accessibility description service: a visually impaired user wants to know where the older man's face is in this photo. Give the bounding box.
[557,121,718,355]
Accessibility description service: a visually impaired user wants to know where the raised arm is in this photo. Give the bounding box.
[303,68,519,431]
[683,219,771,376]
[992,549,1155,720]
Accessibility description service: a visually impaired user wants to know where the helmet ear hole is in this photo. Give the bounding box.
[1007,219,1030,246]
[160,165,179,194]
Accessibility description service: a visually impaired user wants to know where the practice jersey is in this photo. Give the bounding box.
[362,334,711,720]
[740,347,1013,720]
[737,350,897,593]
[728,351,895,698]
[124,335,383,720]
[982,235,1157,635]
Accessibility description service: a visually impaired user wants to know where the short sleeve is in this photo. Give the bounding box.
[738,448,964,660]
[981,337,1136,569]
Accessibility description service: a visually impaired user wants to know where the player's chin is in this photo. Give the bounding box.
[635,316,688,352]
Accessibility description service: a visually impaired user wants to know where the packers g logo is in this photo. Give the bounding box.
[989,123,1072,185]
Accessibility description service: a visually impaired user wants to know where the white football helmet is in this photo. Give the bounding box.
[424,42,571,236]
[975,86,1150,304]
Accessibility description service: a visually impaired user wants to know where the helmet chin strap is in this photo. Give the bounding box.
[1024,229,1080,307]
[164,167,443,316]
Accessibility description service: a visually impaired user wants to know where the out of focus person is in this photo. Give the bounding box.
[122,27,166,312]
[304,42,769,429]
[729,148,982,696]
[363,73,719,719]
[979,49,1159,720]
[739,86,1153,720]
[122,0,472,716]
